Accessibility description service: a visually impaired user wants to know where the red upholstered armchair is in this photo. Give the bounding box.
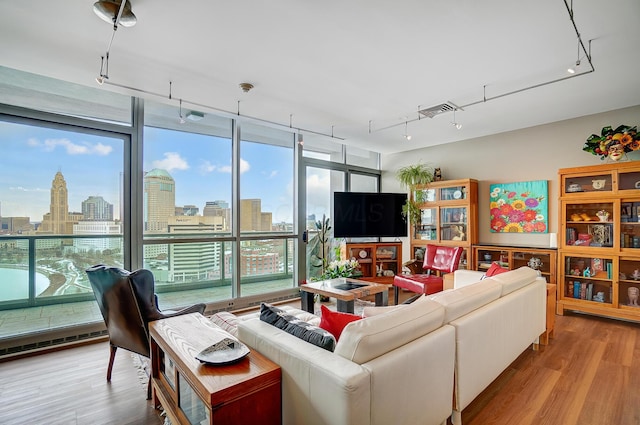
[393,244,463,305]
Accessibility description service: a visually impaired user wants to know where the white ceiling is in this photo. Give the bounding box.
[1,0,639,154]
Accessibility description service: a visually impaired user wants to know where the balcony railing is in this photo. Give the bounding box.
[0,234,295,311]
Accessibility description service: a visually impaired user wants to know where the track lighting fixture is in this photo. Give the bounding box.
[179,99,186,124]
[403,121,412,140]
[567,37,582,74]
[451,109,462,130]
[96,53,109,85]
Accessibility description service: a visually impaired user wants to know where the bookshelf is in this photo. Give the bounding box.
[557,161,640,321]
[341,242,402,285]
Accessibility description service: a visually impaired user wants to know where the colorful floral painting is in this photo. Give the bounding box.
[489,180,548,233]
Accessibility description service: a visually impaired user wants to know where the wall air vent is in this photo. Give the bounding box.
[418,103,457,118]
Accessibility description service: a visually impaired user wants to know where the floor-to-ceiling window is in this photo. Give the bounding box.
[0,119,126,304]
[239,123,297,298]
[302,135,382,281]
[0,66,380,354]
[142,101,236,306]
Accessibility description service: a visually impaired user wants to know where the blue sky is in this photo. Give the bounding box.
[1,121,299,223]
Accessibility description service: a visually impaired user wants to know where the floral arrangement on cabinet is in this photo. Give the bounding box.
[583,125,639,161]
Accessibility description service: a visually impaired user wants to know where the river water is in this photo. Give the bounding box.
[0,268,50,301]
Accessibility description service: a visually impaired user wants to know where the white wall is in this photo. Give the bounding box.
[381,105,640,263]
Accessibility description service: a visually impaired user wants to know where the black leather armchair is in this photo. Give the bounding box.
[86,264,206,399]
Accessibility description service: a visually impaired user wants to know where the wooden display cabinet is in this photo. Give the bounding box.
[410,179,478,270]
[473,244,557,285]
[342,242,402,285]
[557,161,640,322]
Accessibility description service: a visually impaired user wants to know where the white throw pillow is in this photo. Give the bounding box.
[334,295,445,364]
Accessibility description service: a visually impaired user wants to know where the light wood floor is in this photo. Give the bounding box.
[1,309,640,425]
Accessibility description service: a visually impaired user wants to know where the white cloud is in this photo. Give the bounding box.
[9,186,48,192]
[152,152,189,172]
[240,158,250,174]
[199,160,216,174]
[306,171,332,218]
[28,137,113,156]
[217,158,250,174]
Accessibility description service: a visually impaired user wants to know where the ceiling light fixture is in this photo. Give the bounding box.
[451,109,462,130]
[403,121,412,140]
[93,0,137,27]
[567,37,581,74]
[95,53,109,85]
[371,1,594,138]
[93,0,137,85]
[239,82,254,93]
[179,99,186,124]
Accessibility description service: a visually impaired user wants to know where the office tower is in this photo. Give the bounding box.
[144,169,175,233]
[240,199,262,231]
[203,200,230,231]
[82,195,113,221]
[40,171,69,234]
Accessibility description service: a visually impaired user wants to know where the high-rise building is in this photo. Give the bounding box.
[203,200,230,231]
[82,195,113,221]
[261,212,273,231]
[0,217,33,234]
[73,221,122,251]
[179,205,199,216]
[144,169,175,233]
[39,171,69,234]
[166,215,225,282]
[240,199,262,231]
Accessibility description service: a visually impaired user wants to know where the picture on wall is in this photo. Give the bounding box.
[489,180,548,233]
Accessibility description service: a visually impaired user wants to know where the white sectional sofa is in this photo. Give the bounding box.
[237,295,456,425]
[433,266,546,425]
[211,266,545,425]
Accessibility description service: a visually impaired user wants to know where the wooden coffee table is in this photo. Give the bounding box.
[299,277,389,314]
[149,313,281,425]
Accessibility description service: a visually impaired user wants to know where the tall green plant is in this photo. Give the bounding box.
[309,214,331,278]
[395,163,434,226]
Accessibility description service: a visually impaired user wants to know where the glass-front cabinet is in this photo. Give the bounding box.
[558,162,640,322]
[473,245,556,285]
[560,254,614,305]
[563,201,615,248]
[410,179,478,270]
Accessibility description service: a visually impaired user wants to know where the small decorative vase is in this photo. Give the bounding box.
[596,210,609,222]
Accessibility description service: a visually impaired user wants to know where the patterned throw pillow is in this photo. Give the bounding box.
[209,311,240,337]
[260,303,336,351]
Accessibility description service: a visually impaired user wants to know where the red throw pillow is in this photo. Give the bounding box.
[319,305,362,340]
[486,262,509,277]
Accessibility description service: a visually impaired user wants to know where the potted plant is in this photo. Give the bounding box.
[395,163,434,227]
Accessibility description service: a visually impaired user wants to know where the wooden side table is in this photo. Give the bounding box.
[541,283,556,345]
[149,313,281,425]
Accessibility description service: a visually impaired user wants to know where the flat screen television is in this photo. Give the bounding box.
[333,192,408,238]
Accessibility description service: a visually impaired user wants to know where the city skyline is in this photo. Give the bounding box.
[1,121,316,225]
